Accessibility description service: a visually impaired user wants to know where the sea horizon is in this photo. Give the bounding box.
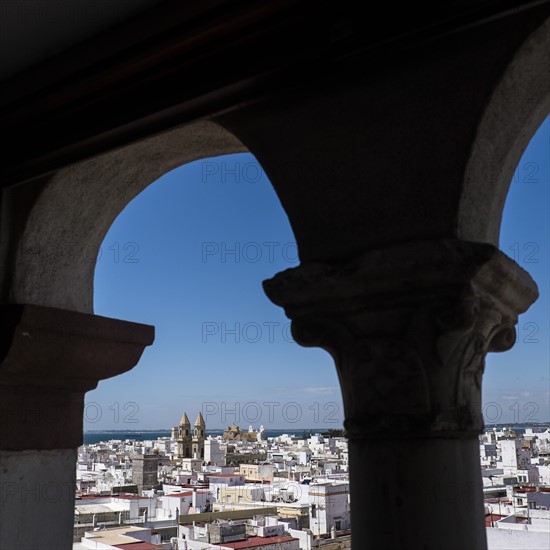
[82,422,550,445]
[84,421,550,434]
[83,427,342,445]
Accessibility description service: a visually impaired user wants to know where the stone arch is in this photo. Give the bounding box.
[458,16,550,245]
[11,121,247,313]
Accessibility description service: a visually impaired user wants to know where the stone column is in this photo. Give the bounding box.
[0,304,154,550]
[264,239,538,550]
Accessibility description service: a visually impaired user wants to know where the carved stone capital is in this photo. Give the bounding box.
[264,240,538,439]
[0,304,154,450]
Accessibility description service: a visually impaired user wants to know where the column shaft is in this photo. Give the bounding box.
[0,450,77,550]
[263,239,538,550]
[348,438,486,549]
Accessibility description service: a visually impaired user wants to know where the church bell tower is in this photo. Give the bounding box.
[176,412,191,458]
[192,412,206,459]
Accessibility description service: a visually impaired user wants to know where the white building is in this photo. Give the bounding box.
[487,508,550,550]
[298,446,313,466]
[159,488,210,517]
[499,439,530,471]
[308,482,350,536]
[205,438,226,467]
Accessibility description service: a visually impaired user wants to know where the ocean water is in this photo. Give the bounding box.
[83,424,540,445]
[83,428,338,445]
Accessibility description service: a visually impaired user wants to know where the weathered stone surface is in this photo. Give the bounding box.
[459,16,550,245]
[0,449,77,550]
[6,121,245,313]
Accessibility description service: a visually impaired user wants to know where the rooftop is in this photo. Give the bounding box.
[114,544,162,550]
[221,535,298,548]
[164,491,209,497]
[82,526,150,547]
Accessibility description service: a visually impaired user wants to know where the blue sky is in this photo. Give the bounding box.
[484,115,549,425]
[88,117,549,430]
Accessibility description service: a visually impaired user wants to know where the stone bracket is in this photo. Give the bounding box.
[0,304,154,450]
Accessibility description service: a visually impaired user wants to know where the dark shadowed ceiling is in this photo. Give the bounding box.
[0,0,162,80]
